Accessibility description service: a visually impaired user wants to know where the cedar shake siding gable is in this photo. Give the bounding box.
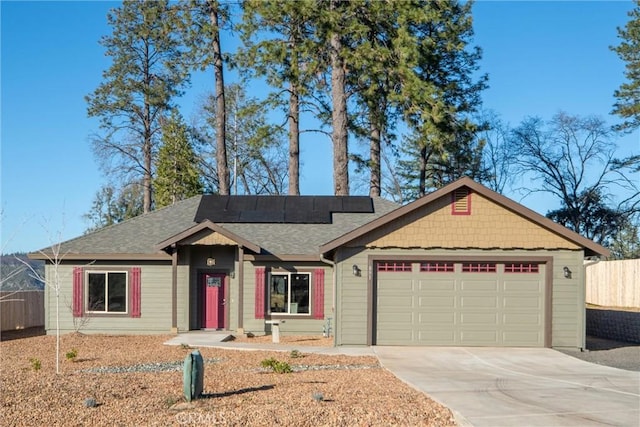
[353,192,582,250]
[320,178,609,258]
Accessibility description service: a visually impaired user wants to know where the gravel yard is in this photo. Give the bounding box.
[0,332,455,426]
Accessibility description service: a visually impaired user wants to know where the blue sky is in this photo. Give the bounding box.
[1,1,639,254]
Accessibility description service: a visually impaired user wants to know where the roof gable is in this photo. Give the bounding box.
[155,220,261,253]
[320,177,610,257]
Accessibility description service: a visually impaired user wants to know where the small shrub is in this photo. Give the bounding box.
[65,348,78,362]
[84,398,97,408]
[179,343,191,350]
[29,358,41,371]
[290,349,303,359]
[312,392,324,402]
[260,357,292,374]
[164,395,181,407]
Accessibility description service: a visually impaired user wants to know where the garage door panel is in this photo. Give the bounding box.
[418,330,456,343]
[503,312,542,325]
[378,295,414,306]
[376,260,546,347]
[460,280,499,291]
[503,280,543,293]
[378,279,414,292]
[503,296,541,309]
[378,329,414,344]
[418,296,456,308]
[460,295,498,308]
[461,312,499,325]
[417,279,456,291]
[419,312,455,324]
[460,330,499,345]
[502,331,543,345]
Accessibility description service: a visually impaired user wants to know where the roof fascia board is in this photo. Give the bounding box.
[27,253,172,261]
[244,254,322,262]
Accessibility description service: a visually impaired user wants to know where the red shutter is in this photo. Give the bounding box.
[255,267,265,319]
[313,268,325,320]
[130,267,141,318]
[72,267,83,317]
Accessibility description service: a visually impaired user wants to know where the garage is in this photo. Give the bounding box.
[321,178,609,349]
[375,259,548,347]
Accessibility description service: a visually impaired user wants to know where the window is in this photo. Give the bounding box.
[87,271,128,313]
[377,262,412,272]
[462,262,496,273]
[504,263,539,273]
[420,262,454,272]
[269,272,310,315]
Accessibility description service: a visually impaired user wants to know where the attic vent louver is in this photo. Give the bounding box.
[451,188,471,215]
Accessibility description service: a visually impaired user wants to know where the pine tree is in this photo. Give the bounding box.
[86,0,190,213]
[238,0,320,195]
[154,111,203,208]
[180,0,231,194]
[393,0,488,198]
[611,0,640,132]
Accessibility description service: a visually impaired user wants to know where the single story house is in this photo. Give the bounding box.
[30,177,609,349]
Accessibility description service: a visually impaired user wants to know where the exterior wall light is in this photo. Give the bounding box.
[563,266,572,279]
[352,264,361,276]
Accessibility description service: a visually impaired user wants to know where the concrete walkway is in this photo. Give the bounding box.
[374,346,640,427]
[163,331,375,356]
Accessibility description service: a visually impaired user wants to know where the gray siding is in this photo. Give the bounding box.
[45,261,173,335]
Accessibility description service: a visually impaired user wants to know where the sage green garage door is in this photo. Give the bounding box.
[375,261,545,346]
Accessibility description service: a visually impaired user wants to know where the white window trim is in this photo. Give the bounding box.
[268,271,311,316]
[85,270,129,315]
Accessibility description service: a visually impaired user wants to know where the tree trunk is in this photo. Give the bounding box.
[288,81,300,195]
[418,145,427,198]
[369,120,381,197]
[330,30,349,195]
[211,4,229,195]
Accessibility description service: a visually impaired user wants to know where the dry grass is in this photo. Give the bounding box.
[0,333,456,426]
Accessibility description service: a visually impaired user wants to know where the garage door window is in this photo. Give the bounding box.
[504,263,539,273]
[377,262,412,272]
[420,262,454,272]
[462,262,497,273]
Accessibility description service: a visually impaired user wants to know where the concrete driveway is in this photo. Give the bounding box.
[374,347,640,427]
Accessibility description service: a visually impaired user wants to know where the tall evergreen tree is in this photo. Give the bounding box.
[237,0,320,195]
[86,0,189,213]
[611,0,640,132]
[394,0,488,198]
[180,0,231,194]
[154,111,203,208]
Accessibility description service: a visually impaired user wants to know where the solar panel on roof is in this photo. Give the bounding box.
[194,195,374,224]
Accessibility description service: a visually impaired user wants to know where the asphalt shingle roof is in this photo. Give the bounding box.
[50,195,400,257]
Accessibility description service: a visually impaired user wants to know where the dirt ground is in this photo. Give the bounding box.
[0,330,455,427]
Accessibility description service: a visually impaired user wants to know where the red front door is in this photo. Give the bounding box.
[203,273,225,329]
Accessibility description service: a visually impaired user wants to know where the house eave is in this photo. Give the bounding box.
[27,252,172,261]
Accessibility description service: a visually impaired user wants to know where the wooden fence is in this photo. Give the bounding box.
[585,259,640,308]
[1,290,44,331]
